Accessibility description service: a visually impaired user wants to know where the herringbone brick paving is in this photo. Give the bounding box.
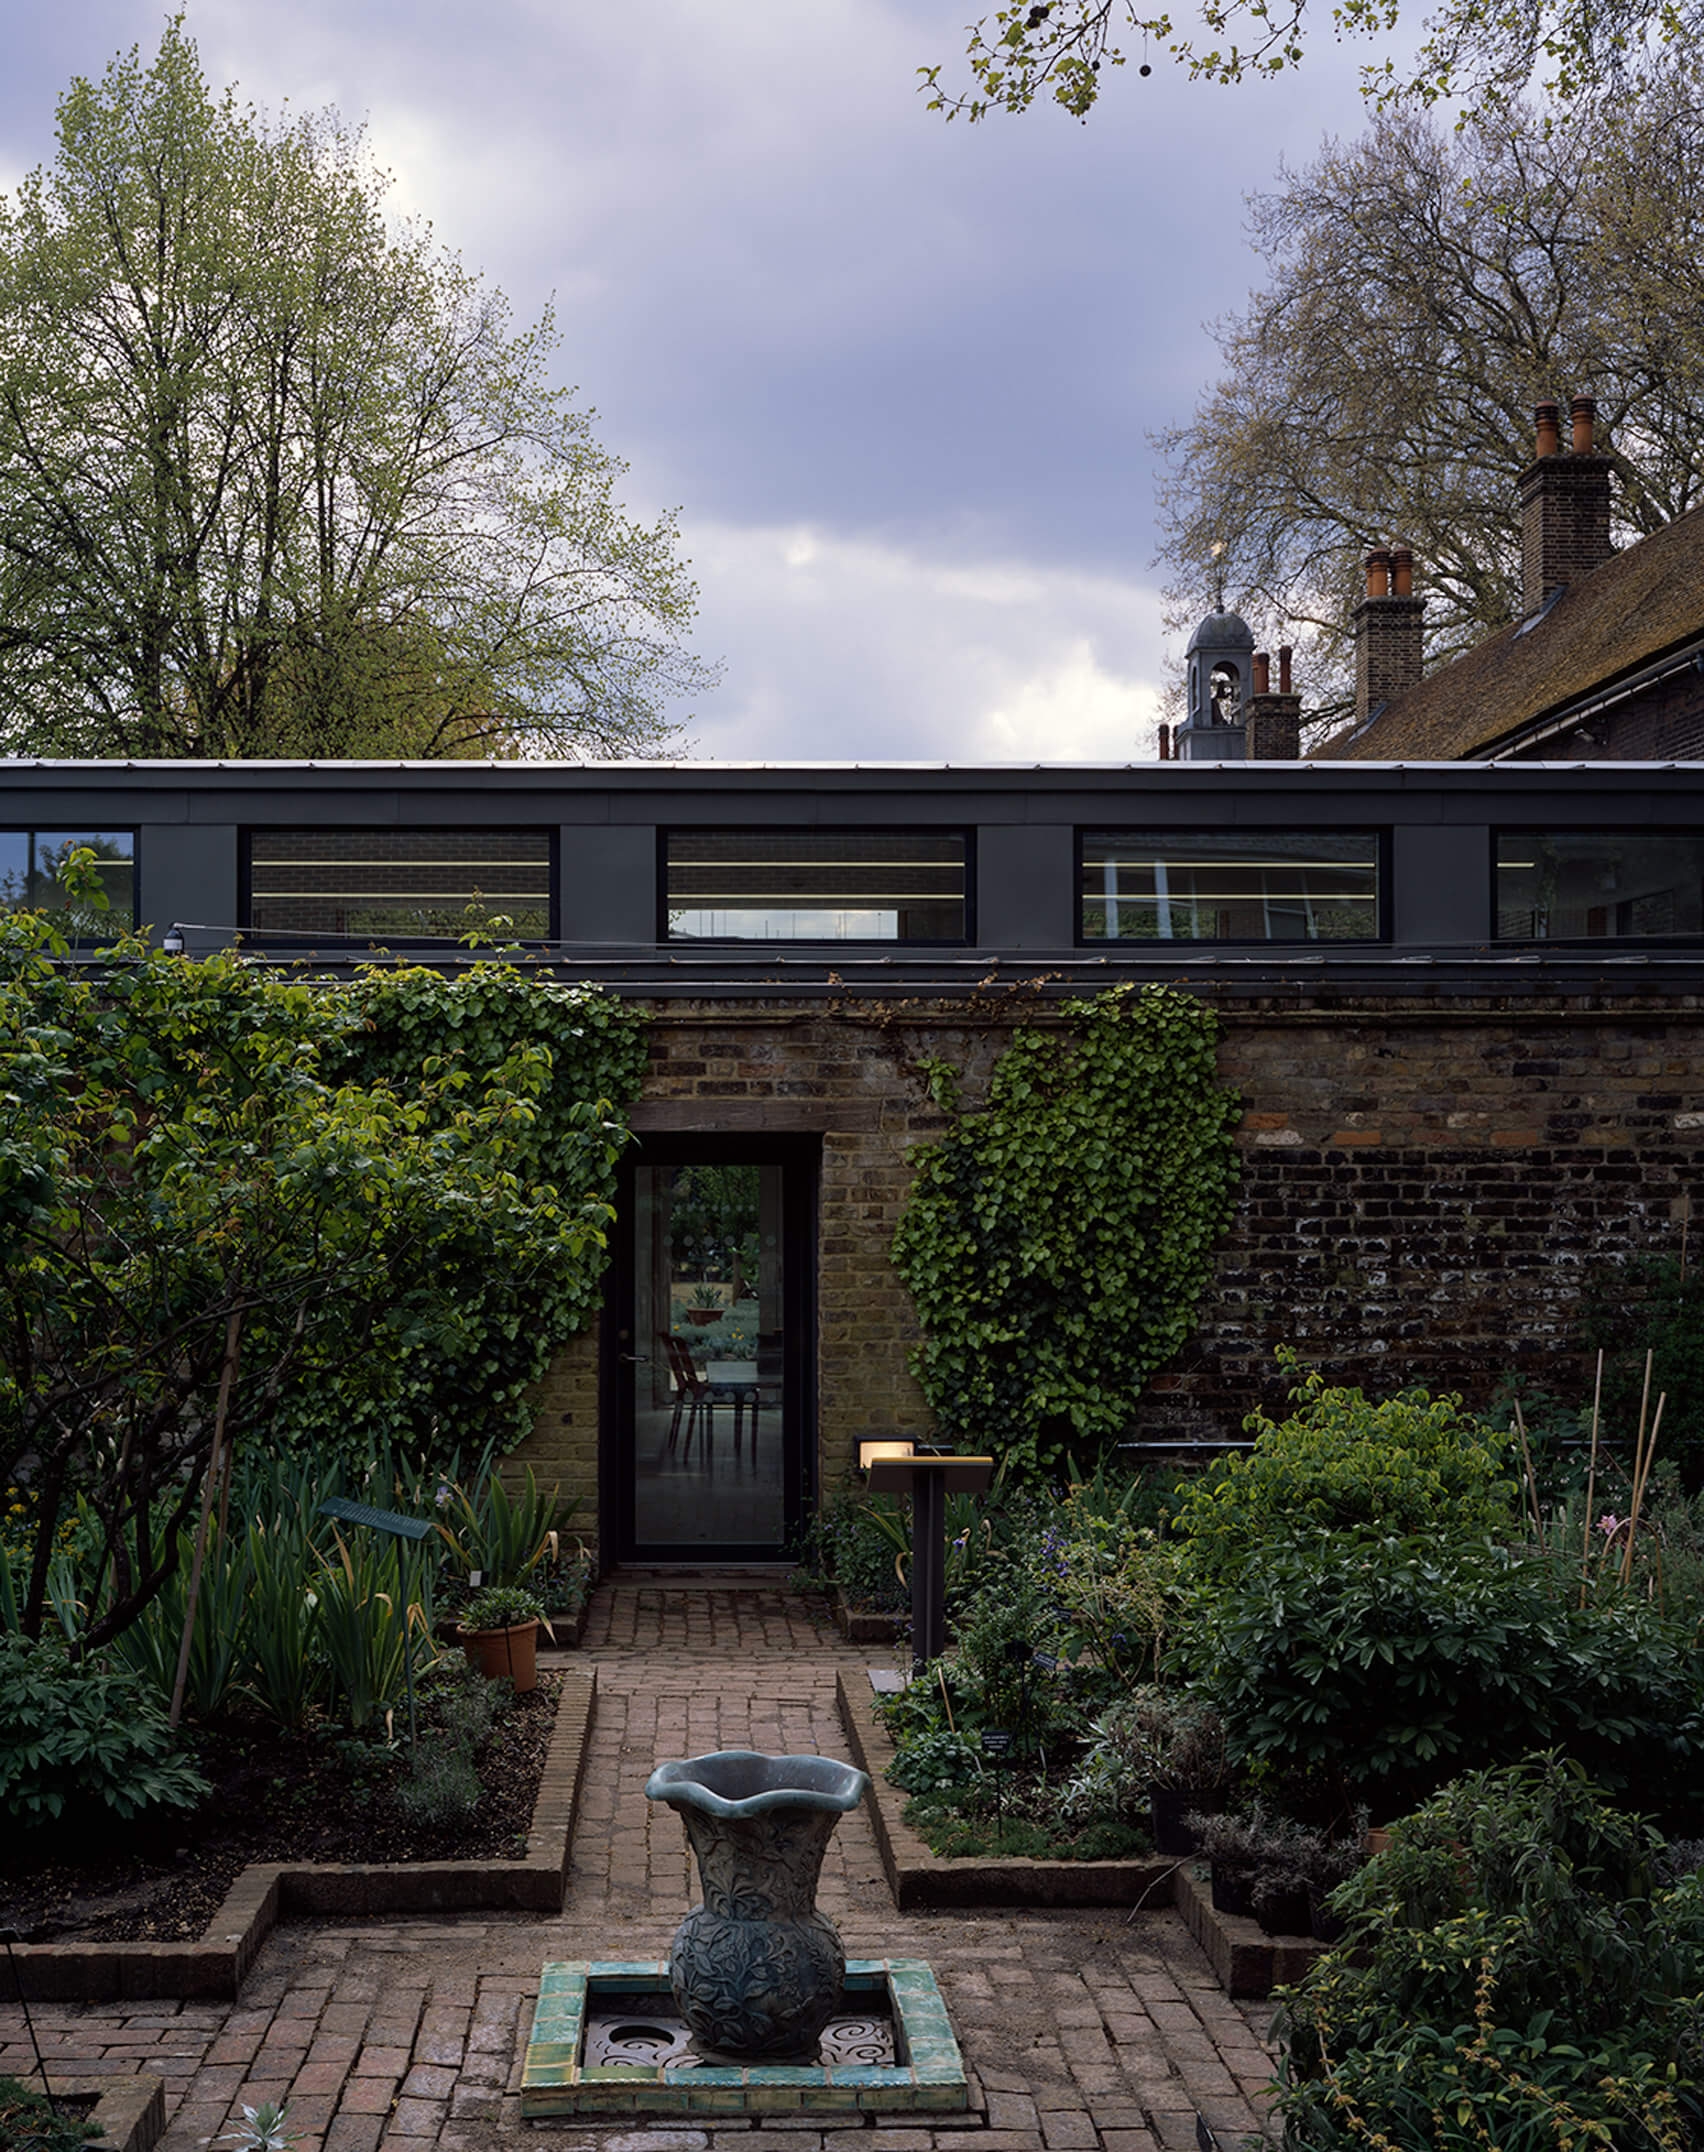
[0,1580,1278,2151]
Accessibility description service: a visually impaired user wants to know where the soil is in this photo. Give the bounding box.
[0,1671,563,1946]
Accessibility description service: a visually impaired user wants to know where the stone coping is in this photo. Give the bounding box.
[521,1959,970,2117]
[1173,1860,1330,2000]
[7,1668,596,2003]
[836,1673,1180,1910]
[39,2074,165,2152]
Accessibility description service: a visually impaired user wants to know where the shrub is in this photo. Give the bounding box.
[1172,1357,1520,1583]
[1276,1757,1704,2148]
[1181,1534,1704,1811]
[396,1744,482,1829]
[0,1635,209,1824]
[0,2078,100,2152]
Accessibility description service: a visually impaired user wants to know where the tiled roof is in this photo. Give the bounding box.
[1320,502,1704,759]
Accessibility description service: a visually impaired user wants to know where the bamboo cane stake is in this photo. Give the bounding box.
[1580,1349,1603,1607]
[1512,1400,1545,1555]
[169,1310,243,1730]
[1621,1391,1665,1587]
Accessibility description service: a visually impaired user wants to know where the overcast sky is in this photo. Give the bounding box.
[0,2,1392,763]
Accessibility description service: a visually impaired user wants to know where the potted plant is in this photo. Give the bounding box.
[684,1283,727,1326]
[1251,1864,1313,1937]
[459,1583,549,1692]
[1189,1804,1315,1921]
[1122,1687,1229,1854]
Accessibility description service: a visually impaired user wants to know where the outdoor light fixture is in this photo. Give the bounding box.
[860,1440,994,1671]
[162,922,185,955]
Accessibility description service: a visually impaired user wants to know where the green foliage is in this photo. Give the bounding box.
[0,909,642,1653]
[1182,1534,1704,1809]
[920,0,1682,118]
[0,1634,209,1823]
[1276,1757,1704,2148]
[396,1743,483,1830]
[1173,1356,1520,1583]
[0,16,711,759]
[0,2079,100,2152]
[434,1464,570,1591]
[891,986,1239,1478]
[462,1583,545,1631]
[888,1728,985,1796]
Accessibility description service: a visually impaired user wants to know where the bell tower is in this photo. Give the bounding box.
[1174,606,1255,760]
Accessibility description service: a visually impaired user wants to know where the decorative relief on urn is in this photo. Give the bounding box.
[644,1749,870,2060]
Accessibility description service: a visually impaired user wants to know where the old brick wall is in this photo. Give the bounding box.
[514,987,1704,1549]
[1148,993,1704,1438]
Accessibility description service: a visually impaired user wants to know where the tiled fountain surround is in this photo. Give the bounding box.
[521,1957,968,2116]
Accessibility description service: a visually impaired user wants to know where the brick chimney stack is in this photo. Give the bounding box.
[1246,644,1302,759]
[1353,546,1425,726]
[1518,395,1613,616]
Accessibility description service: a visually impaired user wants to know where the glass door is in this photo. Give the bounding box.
[609,1143,813,1561]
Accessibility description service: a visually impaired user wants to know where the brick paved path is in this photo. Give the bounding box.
[0,1581,1278,2152]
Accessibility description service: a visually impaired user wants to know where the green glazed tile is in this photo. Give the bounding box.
[524,2042,581,2067]
[683,2067,744,2087]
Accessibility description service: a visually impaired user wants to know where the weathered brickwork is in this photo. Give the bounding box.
[516,988,1704,1543]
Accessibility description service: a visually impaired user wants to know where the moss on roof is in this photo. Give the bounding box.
[1320,502,1704,760]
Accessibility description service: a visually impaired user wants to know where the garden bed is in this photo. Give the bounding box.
[0,1665,595,2002]
[830,1590,908,1646]
[837,1673,1177,1909]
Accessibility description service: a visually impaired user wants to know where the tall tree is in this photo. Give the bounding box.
[0,19,713,760]
[922,0,1696,118]
[1151,66,1704,730]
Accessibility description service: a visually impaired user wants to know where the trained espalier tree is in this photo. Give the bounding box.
[0,16,713,759]
[0,878,646,1650]
[891,986,1240,1477]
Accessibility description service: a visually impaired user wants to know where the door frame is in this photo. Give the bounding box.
[600,1132,819,1564]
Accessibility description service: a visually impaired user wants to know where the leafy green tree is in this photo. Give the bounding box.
[0,17,713,759]
[0,880,645,1651]
[891,985,1239,1477]
[922,0,1695,117]
[1152,68,1704,734]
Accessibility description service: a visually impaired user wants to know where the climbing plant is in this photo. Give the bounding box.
[891,985,1240,1477]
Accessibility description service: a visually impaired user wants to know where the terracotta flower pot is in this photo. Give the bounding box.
[460,1617,539,1692]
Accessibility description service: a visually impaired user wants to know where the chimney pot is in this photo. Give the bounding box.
[1278,645,1292,694]
[1157,720,1171,762]
[1521,391,1614,614]
[1366,547,1391,599]
[1391,547,1414,598]
[1535,401,1562,459]
[1253,651,1271,695]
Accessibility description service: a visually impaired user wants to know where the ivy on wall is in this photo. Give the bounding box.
[890,984,1240,1477]
[297,962,651,1462]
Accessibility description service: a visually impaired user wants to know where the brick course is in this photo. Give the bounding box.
[513,988,1704,1523]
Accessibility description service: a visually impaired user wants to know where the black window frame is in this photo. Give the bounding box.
[659,826,974,946]
[1075,826,1389,947]
[0,826,138,936]
[1491,826,1704,945]
[240,825,558,947]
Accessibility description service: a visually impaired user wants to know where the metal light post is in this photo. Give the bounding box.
[858,1441,992,1674]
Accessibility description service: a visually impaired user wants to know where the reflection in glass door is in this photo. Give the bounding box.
[623,1157,800,1555]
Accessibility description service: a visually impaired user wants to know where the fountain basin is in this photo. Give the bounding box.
[519,1958,967,2117]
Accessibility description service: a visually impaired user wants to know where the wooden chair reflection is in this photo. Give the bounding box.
[657,1333,712,1456]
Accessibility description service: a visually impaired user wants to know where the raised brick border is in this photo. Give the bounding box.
[44,2073,166,2152]
[6,1669,595,2003]
[1173,1862,1328,2001]
[832,1592,908,1647]
[837,1675,1179,1911]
